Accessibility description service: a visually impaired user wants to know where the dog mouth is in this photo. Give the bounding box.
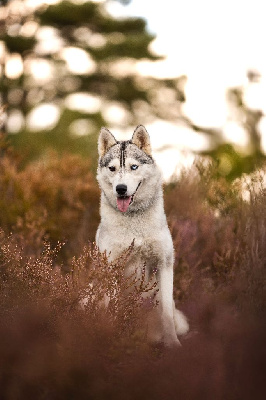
[116,181,141,213]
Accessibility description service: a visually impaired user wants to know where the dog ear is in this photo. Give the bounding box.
[98,127,117,157]
[131,125,152,155]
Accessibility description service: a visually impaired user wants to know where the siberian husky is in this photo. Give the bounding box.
[96,125,189,346]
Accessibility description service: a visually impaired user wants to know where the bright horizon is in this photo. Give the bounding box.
[108,0,266,121]
[106,0,266,178]
[3,0,266,179]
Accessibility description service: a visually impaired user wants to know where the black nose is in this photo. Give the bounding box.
[116,184,127,196]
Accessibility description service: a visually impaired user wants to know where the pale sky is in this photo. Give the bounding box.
[108,0,266,114]
[107,0,266,179]
[109,0,266,78]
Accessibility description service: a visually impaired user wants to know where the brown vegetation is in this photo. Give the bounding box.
[0,148,265,399]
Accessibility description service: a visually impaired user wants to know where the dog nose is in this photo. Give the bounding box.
[116,184,127,196]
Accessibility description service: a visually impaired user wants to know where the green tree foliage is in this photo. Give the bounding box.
[0,0,185,163]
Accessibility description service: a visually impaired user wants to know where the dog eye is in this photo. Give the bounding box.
[131,164,138,171]
[109,166,116,172]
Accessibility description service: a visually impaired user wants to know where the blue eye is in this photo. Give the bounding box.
[131,164,138,170]
[109,166,116,172]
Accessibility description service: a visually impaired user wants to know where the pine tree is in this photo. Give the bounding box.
[0,0,185,163]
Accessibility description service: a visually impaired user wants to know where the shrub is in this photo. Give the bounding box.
[0,149,265,399]
[0,149,100,262]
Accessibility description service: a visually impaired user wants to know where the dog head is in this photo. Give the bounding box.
[97,125,162,213]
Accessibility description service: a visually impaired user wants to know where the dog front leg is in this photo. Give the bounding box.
[158,267,181,346]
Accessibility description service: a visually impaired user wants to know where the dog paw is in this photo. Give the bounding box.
[174,309,189,336]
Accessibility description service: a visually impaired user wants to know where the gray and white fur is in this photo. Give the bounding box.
[96,125,189,346]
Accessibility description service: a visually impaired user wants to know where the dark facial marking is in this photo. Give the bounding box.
[99,140,154,168]
[120,141,126,168]
[119,140,132,168]
[132,152,154,165]
[99,153,114,168]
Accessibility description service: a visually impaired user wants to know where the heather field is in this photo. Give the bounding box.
[1,0,266,398]
[0,148,265,400]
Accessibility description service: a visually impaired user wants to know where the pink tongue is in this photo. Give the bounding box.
[117,196,131,212]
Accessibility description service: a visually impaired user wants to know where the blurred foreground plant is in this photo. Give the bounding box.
[0,229,157,338]
[0,156,266,398]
